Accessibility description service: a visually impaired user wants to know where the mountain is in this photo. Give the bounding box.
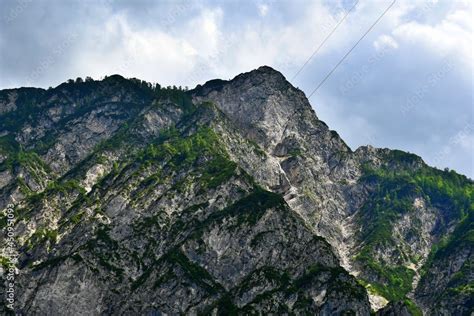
[0,67,472,315]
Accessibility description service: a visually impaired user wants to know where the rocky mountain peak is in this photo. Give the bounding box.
[192,66,325,151]
[234,65,289,84]
[193,65,288,95]
[0,67,472,315]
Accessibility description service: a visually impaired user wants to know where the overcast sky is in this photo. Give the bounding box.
[1,0,472,177]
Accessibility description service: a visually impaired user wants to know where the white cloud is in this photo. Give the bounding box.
[373,35,398,51]
[393,13,472,63]
[257,4,269,17]
[68,8,227,86]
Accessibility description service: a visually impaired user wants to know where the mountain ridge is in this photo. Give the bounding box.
[0,66,472,315]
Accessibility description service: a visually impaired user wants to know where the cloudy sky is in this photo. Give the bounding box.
[1,0,473,177]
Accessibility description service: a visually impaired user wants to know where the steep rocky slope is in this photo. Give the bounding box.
[0,67,472,315]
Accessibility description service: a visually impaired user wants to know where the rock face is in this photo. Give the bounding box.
[0,68,472,315]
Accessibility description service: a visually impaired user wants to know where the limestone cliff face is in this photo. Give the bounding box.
[0,67,472,315]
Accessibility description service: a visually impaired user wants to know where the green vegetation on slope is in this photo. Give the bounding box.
[0,88,45,133]
[419,210,474,300]
[193,187,286,234]
[356,259,415,301]
[356,162,473,301]
[428,209,474,263]
[137,127,238,192]
[0,134,51,177]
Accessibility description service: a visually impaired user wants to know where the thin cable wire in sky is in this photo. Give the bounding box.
[307,0,397,99]
[290,0,360,82]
